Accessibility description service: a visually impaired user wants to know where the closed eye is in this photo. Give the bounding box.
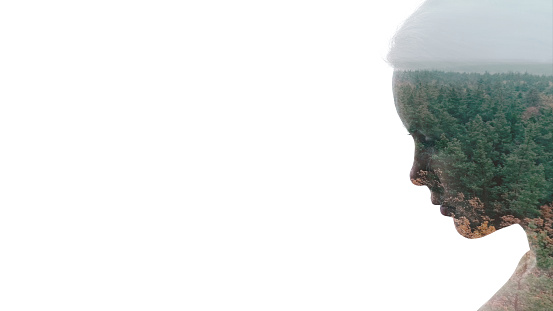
[411,130,435,147]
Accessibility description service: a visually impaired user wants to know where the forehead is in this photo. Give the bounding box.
[391,71,436,134]
[392,70,485,136]
[392,69,553,136]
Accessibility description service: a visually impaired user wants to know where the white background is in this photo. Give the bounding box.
[0,1,529,310]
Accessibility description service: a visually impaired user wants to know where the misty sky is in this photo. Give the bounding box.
[389,0,553,73]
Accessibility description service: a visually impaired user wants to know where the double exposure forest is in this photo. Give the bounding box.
[394,70,553,310]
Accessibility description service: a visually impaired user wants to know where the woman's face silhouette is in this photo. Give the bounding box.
[393,82,494,239]
[392,70,553,239]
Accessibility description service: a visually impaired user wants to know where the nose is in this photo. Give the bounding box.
[410,164,426,186]
[410,149,430,186]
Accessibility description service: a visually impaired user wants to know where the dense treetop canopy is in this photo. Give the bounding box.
[394,70,553,222]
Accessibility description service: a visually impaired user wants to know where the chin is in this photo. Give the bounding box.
[452,215,497,239]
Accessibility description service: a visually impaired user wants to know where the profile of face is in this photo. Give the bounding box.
[393,70,553,240]
[388,1,553,308]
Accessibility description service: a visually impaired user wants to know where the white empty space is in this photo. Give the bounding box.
[0,1,528,310]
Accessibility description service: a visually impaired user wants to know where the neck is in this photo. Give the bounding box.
[480,224,553,310]
[522,223,553,274]
[479,250,553,311]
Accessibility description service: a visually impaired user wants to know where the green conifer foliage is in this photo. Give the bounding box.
[393,70,553,226]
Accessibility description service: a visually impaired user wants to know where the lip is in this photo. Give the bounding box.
[431,191,453,216]
[431,191,441,205]
[440,205,454,217]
